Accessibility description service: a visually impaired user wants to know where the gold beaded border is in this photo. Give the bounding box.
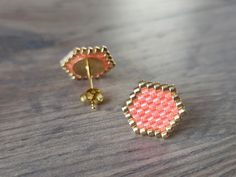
[60,46,116,80]
[122,81,185,139]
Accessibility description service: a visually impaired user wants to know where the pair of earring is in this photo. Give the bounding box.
[60,46,185,138]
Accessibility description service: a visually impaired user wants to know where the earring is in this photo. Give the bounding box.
[122,81,185,138]
[60,46,116,109]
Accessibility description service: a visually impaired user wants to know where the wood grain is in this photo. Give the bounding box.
[0,0,236,176]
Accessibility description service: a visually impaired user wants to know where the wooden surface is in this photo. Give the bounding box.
[0,0,236,176]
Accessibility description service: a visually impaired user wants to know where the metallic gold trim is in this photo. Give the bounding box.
[140,128,147,136]
[132,126,140,134]
[161,132,168,139]
[155,130,161,137]
[147,129,155,136]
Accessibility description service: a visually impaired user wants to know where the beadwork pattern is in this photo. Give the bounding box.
[122,81,185,138]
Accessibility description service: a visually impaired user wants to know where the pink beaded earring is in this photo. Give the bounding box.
[122,81,185,138]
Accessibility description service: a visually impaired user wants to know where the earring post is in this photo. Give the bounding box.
[85,58,94,89]
[85,58,96,109]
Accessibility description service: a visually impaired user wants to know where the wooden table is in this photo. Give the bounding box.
[1,0,236,176]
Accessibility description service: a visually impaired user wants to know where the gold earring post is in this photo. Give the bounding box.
[80,58,104,110]
[85,58,94,89]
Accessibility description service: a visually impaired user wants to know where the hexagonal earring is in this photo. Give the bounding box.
[60,46,116,109]
[122,81,185,138]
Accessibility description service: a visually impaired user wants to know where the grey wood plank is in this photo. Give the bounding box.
[0,0,236,176]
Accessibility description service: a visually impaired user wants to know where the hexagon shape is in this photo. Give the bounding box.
[60,46,115,80]
[122,81,185,138]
